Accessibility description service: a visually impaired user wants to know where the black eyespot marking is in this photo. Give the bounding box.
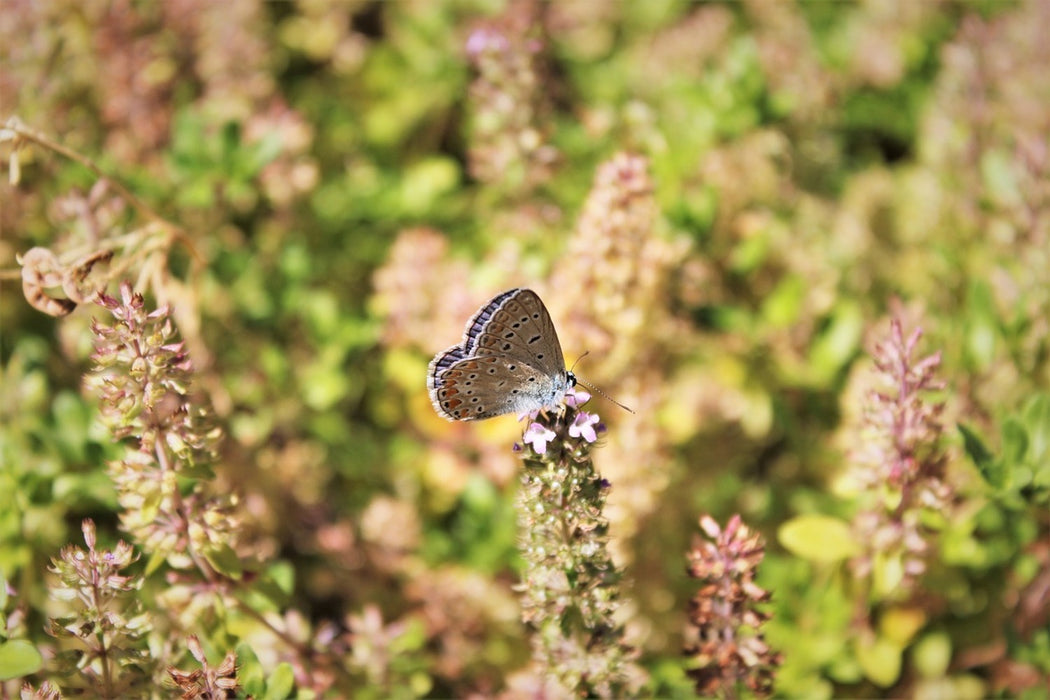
[512,389,519,394]
[472,397,479,403]
[520,316,528,323]
[537,353,544,359]
[528,377,536,382]
[476,407,483,413]
[488,368,496,374]
[469,373,478,379]
[502,343,512,351]
[512,322,521,328]
[532,313,539,319]
[528,335,540,344]
[504,331,514,339]
[509,364,516,370]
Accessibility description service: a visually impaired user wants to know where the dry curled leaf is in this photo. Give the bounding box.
[19,246,113,316]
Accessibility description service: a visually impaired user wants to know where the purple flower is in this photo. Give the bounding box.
[523,422,556,454]
[569,412,600,443]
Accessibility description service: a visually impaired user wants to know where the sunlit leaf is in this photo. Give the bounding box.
[0,640,43,680]
[778,515,860,562]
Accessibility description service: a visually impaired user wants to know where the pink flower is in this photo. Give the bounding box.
[523,422,556,454]
[569,412,600,443]
[564,386,591,408]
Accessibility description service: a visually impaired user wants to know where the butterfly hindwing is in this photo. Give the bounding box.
[461,289,520,352]
[427,344,466,394]
[430,354,564,421]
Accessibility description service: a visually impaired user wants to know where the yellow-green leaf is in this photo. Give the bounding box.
[879,606,926,646]
[912,632,952,679]
[855,636,902,688]
[778,515,860,562]
[203,543,244,580]
[0,640,44,680]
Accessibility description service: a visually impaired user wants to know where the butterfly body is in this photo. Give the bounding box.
[428,288,576,421]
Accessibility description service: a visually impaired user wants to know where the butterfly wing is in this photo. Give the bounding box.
[459,288,520,350]
[468,289,565,377]
[429,354,569,421]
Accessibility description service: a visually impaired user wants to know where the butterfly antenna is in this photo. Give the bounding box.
[574,377,636,414]
[571,350,635,414]
[569,351,590,373]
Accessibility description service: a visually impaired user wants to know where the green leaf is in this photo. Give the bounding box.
[959,423,1003,488]
[247,571,292,611]
[203,543,244,580]
[855,636,902,688]
[263,662,296,700]
[144,548,168,576]
[140,487,163,524]
[981,148,1022,208]
[0,639,44,680]
[872,551,905,598]
[778,515,860,562]
[236,643,265,697]
[390,617,427,654]
[248,132,283,173]
[1021,395,1050,464]
[912,632,952,679]
[398,157,459,215]
[1002,418,1029,468]
[809,301,864,381]
[728,227,770,273]
[762,275,805,327]
[964,281,999,370]
[267,561,295,595]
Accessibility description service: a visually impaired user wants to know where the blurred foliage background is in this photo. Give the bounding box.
[1,0,1049,697]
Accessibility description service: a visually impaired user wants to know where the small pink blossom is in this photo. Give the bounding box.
[569,412,600,443]
[523,422,556,454]
[564,386,591,408]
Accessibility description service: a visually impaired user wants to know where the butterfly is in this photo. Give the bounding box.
[427,288,576,421]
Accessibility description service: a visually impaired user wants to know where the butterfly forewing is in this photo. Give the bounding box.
[469,291,564,377]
